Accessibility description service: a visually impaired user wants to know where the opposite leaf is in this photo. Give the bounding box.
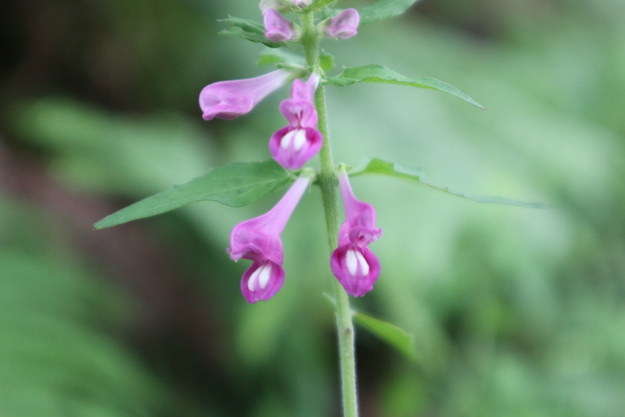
[358,0,422,25]
[350,158,549,209]
[353,312,418,362]
[94,160,292,229]
[327,64,484,109]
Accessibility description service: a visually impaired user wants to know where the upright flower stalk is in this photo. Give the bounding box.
[300,9,361,417]
[199,4,365,417]
[97,1,492,416]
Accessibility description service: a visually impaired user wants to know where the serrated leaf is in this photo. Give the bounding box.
[327,64,484,108]
[219,17,284,48]
[350,158,550,209]
[358,0,422,25]
[94,160,292,229]
[353,312,418,362]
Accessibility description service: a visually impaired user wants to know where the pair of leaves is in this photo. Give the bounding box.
[221,2,482,109]
[95,157,545,230]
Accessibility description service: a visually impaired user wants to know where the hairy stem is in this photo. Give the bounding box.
[301,11,359,417]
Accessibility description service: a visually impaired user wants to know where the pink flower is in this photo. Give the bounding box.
[324,9,360,39]
[269,73,323,170]
[330,170,382,297]
[263,9,295,42]
[199,69,290,121]
[228,174,311,303]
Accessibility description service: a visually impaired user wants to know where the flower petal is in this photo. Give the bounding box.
[330,245,380,297]
[269,126,323,170]
[199,70,290,121]
[241,260,285,303]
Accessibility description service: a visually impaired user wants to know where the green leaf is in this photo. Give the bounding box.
[219,17,284,48]
[94,160,292,229]
[327,64,484,109]
[358,0,422,25]
[258,49,306,67]
[350,158,550,209]
[310,0,338,12]
[319,53,335,73]
[353,312,418,362]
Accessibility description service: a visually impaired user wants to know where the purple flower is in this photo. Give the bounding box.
[228,174,311,303]
[330,170,382,297]
[292,0,311,7]
[263,9,296,42]
[199,69,290,121]
[324,9,360,39]
[269,73,323,170]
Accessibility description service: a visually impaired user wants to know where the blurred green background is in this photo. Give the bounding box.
[1,0,624,416]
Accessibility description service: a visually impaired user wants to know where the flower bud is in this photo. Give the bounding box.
[263,9,296,42]
[324,9,360,39]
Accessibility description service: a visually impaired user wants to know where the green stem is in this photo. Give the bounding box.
[301,11,359,417]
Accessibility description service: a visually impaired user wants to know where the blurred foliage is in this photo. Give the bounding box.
[1,0,625,416]
[0,201,170,416]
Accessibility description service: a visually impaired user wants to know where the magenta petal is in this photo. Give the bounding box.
[325,9,360,39]
[290,73,320,103]
[330,245,380,297]
[241,260,285,303]
[279,99,318,128]
[228,175,310,263]
[199,69,290,121]
[263,9,295,42]
[338,171,382,244]
[269,126,323,170]
[228,224,284,264]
